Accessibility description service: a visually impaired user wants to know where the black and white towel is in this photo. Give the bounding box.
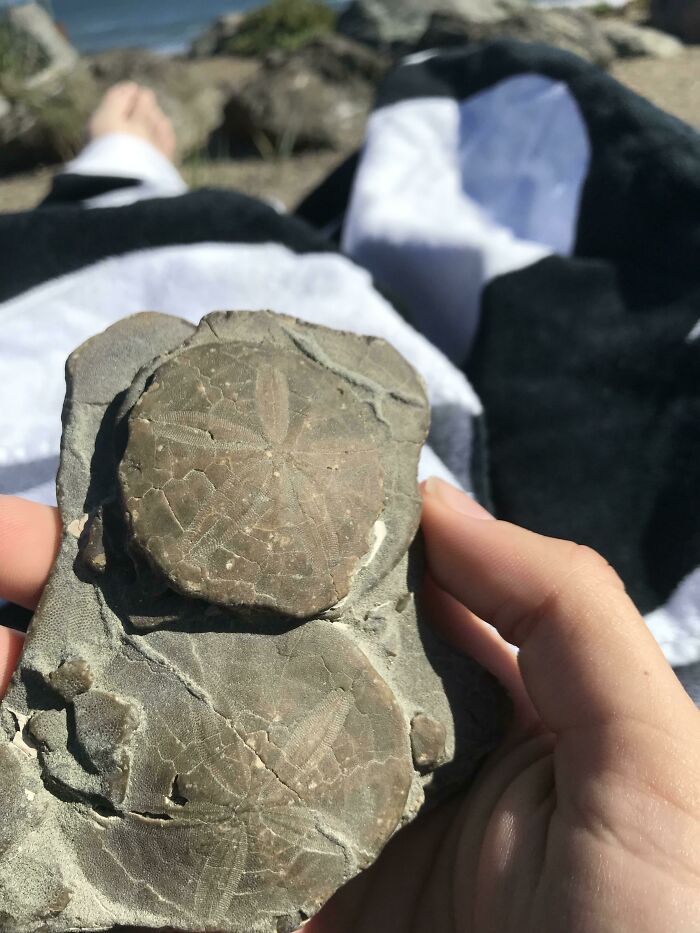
[1,41,698,701]
[298,40,700,698]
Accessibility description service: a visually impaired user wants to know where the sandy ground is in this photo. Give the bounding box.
[0,144,354,214]
[611,47,700,128]
[0,48,697,215]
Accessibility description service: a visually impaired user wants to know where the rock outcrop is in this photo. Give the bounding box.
[417,7,618,68]
[337,0,524,51]
[189,12,246,58]
[1,2,78,90]
[222,34,387,153]
[0,3,96,175]
[598,18,684,59]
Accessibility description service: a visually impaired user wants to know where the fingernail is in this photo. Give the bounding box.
[423,477,494,519]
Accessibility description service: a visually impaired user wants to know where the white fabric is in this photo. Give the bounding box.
[645,568,700,667]
[0,243,479,505]
[343,75,590,364]
[64,132,187,207]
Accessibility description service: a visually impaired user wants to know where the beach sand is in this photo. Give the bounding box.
[0,48,698,215]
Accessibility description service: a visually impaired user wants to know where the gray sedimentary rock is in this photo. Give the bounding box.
[0,4,96,176]
[222,35,385,153]
[417,7,616,68]
[3,2,78,90]
[0,310,508,931]
[189,12,246,57]
[338,0,523,51]
[598,18,684,58]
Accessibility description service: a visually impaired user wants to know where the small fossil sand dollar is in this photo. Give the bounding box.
[65,623,412,929]
[119,342,385,617]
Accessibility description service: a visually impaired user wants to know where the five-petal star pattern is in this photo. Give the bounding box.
[119,343,385,616]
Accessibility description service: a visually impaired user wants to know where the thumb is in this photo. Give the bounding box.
[421,478,698,738]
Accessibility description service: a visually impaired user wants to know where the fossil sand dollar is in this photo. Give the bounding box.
[64,622,412,930]
[119,342,385,617]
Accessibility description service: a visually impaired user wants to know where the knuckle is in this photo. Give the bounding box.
[497,541,625,648]
[570,543,626,591]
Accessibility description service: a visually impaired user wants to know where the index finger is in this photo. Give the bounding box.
[421,478,698,737]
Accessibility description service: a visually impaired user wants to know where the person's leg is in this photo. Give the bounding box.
[42,81,187,209]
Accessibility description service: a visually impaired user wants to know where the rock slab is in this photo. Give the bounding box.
[0,310,508,932]
[222,35,386,153]
[338,0,524,51]
[0,3,96,176]
[599,18,684,59]
[417,7,617,67]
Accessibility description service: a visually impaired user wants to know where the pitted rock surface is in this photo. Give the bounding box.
[119,342,385,616]
[0,311,510,932]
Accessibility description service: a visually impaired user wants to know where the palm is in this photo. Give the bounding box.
[312,717,699,933]
[468,722,699,933]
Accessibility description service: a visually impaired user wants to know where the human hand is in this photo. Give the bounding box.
[1,487,699,933]
[307,478,700,932]
[0,495,60,696]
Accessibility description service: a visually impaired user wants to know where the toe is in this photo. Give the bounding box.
[132,87,158,121]
[156,112,177,160]
[132,88,176,160]
[102,81,141,116]
[89,81,141,138]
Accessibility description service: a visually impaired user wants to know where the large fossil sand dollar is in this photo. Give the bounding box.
[119,342,385,617]
[66,622,412,929]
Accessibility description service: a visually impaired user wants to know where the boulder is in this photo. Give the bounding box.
[1,2,78,90]
[417,7,616,68]
[222,34,387,153]
[0,4,97,176]
[189,12,245,58]
[650,0,700,43]
[337,0,524,52]
[265,29,388,83]
[88,49,223,158]
[191,0,336,58]
[0,67,97,176]
[599,18,684,58]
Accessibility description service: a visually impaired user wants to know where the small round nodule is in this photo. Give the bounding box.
[410,713,447,772]
[118,342,385,618]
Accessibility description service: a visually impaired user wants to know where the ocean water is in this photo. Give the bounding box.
[1,0,346,54]
[1,0,629,55]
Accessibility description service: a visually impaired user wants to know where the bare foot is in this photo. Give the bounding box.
[88,81,176,161]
